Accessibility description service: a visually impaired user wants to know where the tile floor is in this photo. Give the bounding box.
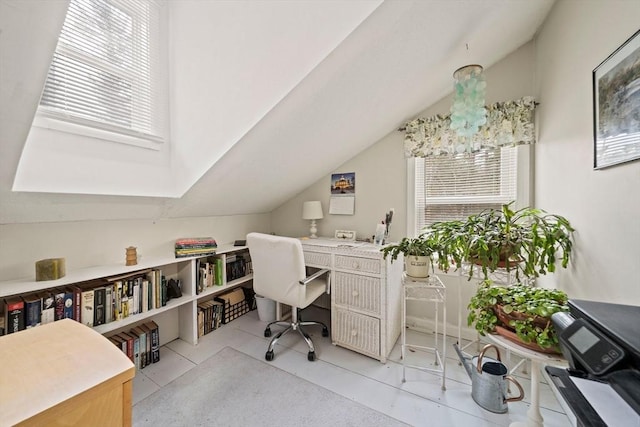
[132,307,573,427]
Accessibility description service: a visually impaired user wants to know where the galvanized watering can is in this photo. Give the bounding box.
[454,343,524,413]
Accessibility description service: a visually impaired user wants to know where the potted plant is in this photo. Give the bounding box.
[381,234,439,278]
[467,280,569,352]
[427,202,575,281]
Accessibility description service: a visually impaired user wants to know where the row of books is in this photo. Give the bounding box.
[197,298,223,337]
[197,258,224,293]
[175,237,217,258]
[226,253,252,282]
[0,268,178,336]
[107,320,160,370]
[195,253,252,295]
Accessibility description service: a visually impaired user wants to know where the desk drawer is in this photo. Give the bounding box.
[333,272,381,316]
[304,251,331,268]
[332,308,380,357]
[335,255,381,275]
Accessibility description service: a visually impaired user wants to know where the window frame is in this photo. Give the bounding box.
[406,144,533,237]
[35,0,167,151]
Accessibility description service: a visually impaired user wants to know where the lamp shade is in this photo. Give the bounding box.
[302,201,323,220]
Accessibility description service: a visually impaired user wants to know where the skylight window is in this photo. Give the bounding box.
[37,0,166,147]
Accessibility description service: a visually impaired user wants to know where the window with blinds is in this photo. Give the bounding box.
[38,0,166,144]
[414,147,518,231]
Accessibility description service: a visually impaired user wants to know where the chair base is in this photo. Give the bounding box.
[263,312,329,362]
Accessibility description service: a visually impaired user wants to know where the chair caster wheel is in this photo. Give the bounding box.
[265,350,274,361]
[264,328,271,337]
[307,351,316,361]
[322,327,329,337]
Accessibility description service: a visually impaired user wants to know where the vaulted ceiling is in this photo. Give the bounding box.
[0,0,555,224]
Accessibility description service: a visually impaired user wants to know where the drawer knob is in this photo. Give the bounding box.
[351,329,357,337]
[352,290,359,297]
[352,262,360,269]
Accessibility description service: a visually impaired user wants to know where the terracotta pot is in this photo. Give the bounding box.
[492,304,561,354]
[469,245,522,269]
[405,255,430,278]
[494,304,549,330]
[494,326,561,355]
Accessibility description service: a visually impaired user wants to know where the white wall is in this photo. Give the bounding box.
[534,0,640,305]
[0,214,270,281]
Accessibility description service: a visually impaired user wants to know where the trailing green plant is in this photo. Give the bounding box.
[467,280,569,350]
[426,202,575,281]
[380,234,439,263]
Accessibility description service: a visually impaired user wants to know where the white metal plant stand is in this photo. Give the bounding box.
[401,273,447,390]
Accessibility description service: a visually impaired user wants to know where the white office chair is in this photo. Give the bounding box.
[247,232,330,361]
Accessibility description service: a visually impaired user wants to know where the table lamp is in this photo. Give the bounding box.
[302,201,323,239]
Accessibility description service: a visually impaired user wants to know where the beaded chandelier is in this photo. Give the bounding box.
[449,64,487,141]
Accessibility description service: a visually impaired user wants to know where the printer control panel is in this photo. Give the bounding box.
[561,318,626,376]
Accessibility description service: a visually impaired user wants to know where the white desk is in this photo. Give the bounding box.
[486,333,567,427]
[300,238,403,363]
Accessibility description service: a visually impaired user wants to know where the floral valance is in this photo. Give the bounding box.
[403,96,537,158]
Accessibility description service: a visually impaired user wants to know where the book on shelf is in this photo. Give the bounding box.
[93,286,106,327]
[132,279,140,316]
[104,284,113,324]
[80,288,95,327]
[39,291,55,325]
[215,258,224,286]
[4,296,25,334]
[53,290,65,322]
[131,332,141,369]
[22,293,42,329]
[113,280,123,321]
[197,308,204,337]
[141,279,149,313]
[60,288,75,320]
[130,326,148,369]
[161,276,167,307]
[175,237,217,258]
[116,332,135,363]
[140,322,152,365]
[108,334,127,355]
[145,320,160,363]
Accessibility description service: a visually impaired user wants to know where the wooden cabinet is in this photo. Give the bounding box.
[0,245,252,347]
[0,319,135,426]
[301,241,403,363]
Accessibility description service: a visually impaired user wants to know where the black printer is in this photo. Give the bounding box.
[546,299,640,427]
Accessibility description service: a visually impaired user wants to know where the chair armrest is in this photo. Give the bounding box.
[299,268,330,285]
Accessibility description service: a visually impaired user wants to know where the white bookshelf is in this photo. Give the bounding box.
[0,244,253,346]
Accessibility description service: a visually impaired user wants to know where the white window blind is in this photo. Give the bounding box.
[415,147,517,231]
[39,0,165,142]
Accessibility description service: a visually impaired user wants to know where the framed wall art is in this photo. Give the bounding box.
[593,29,640,169]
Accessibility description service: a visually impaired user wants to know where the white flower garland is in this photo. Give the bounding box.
[403,96,536,157]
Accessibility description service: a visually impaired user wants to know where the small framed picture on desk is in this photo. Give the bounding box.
[334,230,356,241]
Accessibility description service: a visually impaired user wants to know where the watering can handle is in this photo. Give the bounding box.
[476,344,502,373]
[505,375,525,402]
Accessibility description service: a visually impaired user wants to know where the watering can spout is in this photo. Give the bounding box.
[454,343,473,379]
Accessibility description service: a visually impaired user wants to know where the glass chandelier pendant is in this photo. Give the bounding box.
[450,64,487,149]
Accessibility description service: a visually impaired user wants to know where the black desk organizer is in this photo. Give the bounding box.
[215,287,256,324]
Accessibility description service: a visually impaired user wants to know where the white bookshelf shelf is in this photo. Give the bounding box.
[0,244,253,347]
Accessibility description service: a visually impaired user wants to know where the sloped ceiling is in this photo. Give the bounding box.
[0,0,555,224]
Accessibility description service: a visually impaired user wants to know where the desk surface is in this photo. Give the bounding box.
[0,319,135,426]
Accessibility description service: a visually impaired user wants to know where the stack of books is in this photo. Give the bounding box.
[174,237,217,258]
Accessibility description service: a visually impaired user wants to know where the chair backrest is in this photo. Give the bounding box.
[247,233,308,308]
